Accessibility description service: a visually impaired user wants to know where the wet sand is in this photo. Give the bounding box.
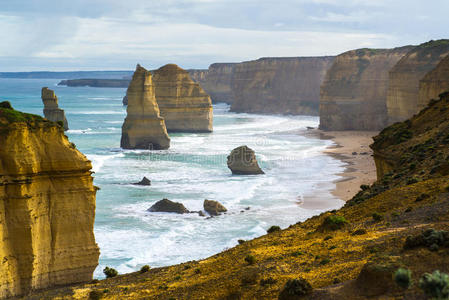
[301,129,379,209]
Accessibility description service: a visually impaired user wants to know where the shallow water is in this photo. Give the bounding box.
[0,78,345,278]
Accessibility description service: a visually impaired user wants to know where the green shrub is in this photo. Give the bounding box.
[245,254,256,265]
[103,266,118,278]
[319,258,330,265]
[88,290,103,300]
[321,215,348,230]
[267,225,281,233]
[194,268,201,274]
[419,270,449,299]
[404,229,449,250]
[238,239,245,244]
[394,268,412,289]
[278,278,313,299]
[57,120,64,127]
[0,101,12,109]
[372,212,384,222]
[140,265,150,273]
[360,184,370,191]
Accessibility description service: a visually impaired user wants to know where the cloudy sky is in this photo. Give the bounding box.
[0,0,448,71]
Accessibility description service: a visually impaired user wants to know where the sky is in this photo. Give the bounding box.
[0,0,448,71]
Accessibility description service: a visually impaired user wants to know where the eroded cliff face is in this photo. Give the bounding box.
[121,65,170,149]
[153,64,213,132]
[387,40,449,124]
[41,87,69,130]
[320,47,413,131]
[0,106,99,298]
[230,57,334,115]
[418,54,449,110]
[200,63,236,104]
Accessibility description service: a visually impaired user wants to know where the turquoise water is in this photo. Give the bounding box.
[0,78,345,278]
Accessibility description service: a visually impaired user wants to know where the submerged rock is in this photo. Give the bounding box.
[120,64,170,150]
[227,146,264,175]
[203,200,227,216]
[41,87,69,130]
[133,177,151,186]
[148,199,189,214]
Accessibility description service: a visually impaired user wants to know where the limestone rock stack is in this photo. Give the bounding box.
[41,87,69,130]
[121,65,170,150]
[152,64,213,132]
[227,146,264,175]
[418,54,449,110]
[0,104,99,298]
[387,40,449,124]
[231,57,334,115]
[319,47,412,130]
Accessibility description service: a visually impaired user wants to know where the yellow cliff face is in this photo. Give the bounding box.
[387,40,449,124]
[418,54,449,110]
[0,109,99,298]
[152,64,213,133]
[319,47,412,131]
[121,65,170,150]
[230,57,334,115]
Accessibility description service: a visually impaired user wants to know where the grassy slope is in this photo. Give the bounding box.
[23,93,449,300]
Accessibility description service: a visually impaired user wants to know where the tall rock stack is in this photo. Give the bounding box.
[152,64,213,132]
[319,47,412,131]
[121,65,170,150]
[41,87,69,130]
[387,40,449,124]
[0,103,99,298]
[231,57,334,115]
[418,54,449,109]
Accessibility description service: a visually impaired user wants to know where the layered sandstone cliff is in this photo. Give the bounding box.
[319,47,413,130]
[152,64,213,132]
[121,65,170,150]
[0,103,99,298]
[41,87,69,130]
[201,63,236,104]
[387,40,449,123]
[418,54,449,110]
[230,57,334,115]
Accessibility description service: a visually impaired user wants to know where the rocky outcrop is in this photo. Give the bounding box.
[121,65,170,150]
[0,104,99,298]
[203,199,227,216]
[133,177,151,186]
[58,79,130,88]
[188,69,209,84]
[418,54,449,110]
[227,146,264,175]
[319,47,413,131]
[148,199,189,214]
[41,87,69,130]
[201,63,236,104]
[152,64,213,132]
[230,57,334,115]
[387,40,449,124]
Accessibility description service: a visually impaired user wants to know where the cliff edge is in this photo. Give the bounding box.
[0,103,99,298]
[319,47,413,130]
[231,57,334,115]
[387,39,449,124]
[418,54,449,111]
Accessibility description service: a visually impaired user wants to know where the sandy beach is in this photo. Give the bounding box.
[321,130,379,201]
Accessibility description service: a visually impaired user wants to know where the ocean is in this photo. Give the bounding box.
[0,78,345,278]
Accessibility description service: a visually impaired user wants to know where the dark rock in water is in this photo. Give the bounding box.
[227,145,264,175]
[133,176,151,186]
[204,199,227,216]
[198,211,205,217]
[123,95,128,106]
[148,199,189,214]
[306,126,315,130]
